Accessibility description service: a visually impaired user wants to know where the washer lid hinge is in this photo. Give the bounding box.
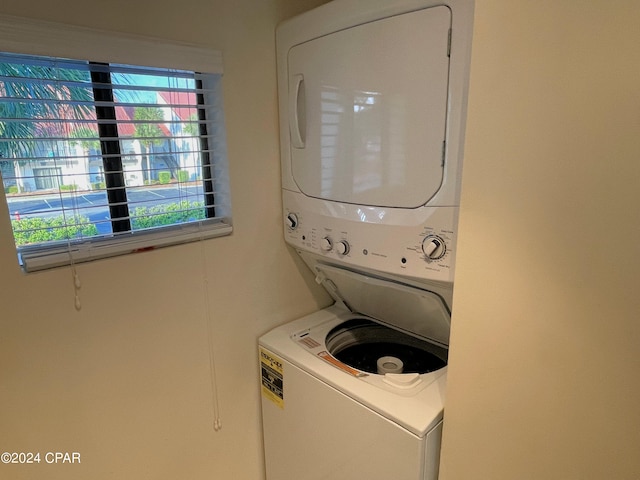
[315,268,347,307]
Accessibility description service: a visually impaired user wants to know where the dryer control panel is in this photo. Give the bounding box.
[283,190,458,283]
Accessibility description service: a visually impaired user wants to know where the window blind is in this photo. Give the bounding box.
[0,52,231,271]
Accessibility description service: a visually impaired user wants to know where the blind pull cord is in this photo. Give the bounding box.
[53,69,82,311]
[199,222,222,432]
[59,181,82,311]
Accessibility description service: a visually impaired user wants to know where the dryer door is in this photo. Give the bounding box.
[287,6,452,208]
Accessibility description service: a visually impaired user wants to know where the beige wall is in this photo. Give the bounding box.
[3,1,639,479]
[442,1,640,479]
[0,1,329,479]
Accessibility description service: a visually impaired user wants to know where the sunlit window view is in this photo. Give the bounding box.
[0,52,228,269]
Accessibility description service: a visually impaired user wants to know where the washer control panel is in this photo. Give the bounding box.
[283,191,458,283]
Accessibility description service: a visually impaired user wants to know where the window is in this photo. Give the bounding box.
[0,49,231,272]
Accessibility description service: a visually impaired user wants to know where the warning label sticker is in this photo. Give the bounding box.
[260,347,284,408]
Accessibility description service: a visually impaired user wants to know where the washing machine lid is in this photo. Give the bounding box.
[314,264,451,347]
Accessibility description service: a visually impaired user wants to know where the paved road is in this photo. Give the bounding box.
[7,185,204,235]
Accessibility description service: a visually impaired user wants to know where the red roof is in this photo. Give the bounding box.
[115,106,136,136]
[66,104,153,137]
[60,95,179,139]
[158,91,197,121]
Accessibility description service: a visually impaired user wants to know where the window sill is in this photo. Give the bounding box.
[19,220,232,272]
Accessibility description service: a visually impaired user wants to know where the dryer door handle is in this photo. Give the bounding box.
[289,73,306,149]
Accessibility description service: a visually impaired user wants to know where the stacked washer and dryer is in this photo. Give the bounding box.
[260,1,474,479]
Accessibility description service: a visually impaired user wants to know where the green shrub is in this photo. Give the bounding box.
[59,184,78,192]
[92,182,106,190]
[131,201,206,230]
[177,170,190,182]
[11,215,98,246]
[5,186,18,194]
[158,171,171,184]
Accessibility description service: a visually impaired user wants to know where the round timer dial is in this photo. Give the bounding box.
[286,213,298,230]
[421,235,446,260]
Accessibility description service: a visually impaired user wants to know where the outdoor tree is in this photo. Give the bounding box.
[0,62,93,192]
[132,106,165,184]
[69,125,100,153]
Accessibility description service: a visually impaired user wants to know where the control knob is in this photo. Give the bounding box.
[286,213,298,230]
[320,237,333,252]
[421,235,446,260]
[336,240,350,256]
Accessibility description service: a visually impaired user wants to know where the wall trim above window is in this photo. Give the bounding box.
[0,14,223,74]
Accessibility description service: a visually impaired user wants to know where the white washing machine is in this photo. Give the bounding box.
[260,1,474,479]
